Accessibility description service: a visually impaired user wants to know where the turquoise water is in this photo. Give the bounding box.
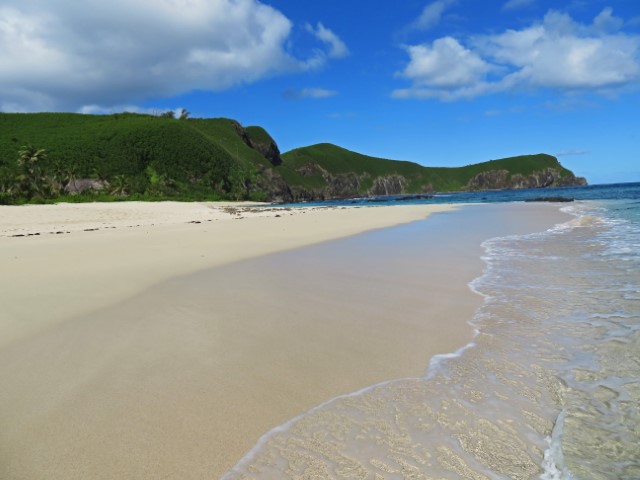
[225,184,640,479]
[278,182,640,207]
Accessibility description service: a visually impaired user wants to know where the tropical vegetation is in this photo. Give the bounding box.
[0,112,585,205]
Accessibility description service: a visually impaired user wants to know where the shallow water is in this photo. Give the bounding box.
[224,192,640,479]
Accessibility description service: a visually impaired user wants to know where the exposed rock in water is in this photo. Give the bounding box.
[396,194,434,201]
[525,197,575,202]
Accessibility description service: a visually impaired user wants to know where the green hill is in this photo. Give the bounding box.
[0,112,278,203]
[0,112,586,204]
[279,143,585,199]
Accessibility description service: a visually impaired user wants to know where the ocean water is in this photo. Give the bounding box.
[225,183,640,480]
[278,182,640,207]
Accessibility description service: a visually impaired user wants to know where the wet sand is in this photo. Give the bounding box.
[0,201,569,479]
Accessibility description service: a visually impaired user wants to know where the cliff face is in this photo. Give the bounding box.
[233,122,283,166]
[278,145,588,201]
[249,136,282,167]
[369,175,408,196]
[281,164,587,201]
[465,168,587,191]
[288,162,417,201]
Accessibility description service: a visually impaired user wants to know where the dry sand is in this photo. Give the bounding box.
[0,201,569,479]
[0,201,453,349]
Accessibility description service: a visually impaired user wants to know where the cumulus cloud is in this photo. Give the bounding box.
[410,0,457,31]
[394,8,640,101]
[282,87,338,100]
[0,0,347,112]
[398,37,493,89]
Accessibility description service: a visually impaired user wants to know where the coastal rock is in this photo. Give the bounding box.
[466,170,510,190]
[64,179,108,194]
[524,197,574,202]
[232,121,283,166]
[327,173,363,198]
[466,168,587,191]
[254,165,293,203]
[250,138,282,166]
[556,172,588,187]
[296,163,327,177]
[288,167,413,201]
[368,175,407,196]
[231,121,253,149]
[396,194,434,201]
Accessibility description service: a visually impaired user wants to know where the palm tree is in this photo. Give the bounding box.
[18,145,46,177]
[109,175,128,196]
[16,145,47,199]
[65,163,79,194]
[52,159,67,188]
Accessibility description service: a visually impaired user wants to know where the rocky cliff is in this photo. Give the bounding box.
[287,162,418,201]
[465,168,587,191]
[277,144,587,201]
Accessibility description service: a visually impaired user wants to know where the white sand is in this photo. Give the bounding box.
[0,201,454,349]
[0,201,570,479]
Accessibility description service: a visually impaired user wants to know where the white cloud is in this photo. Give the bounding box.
[307,23,349,59]
[477,10,640,90]
[0,0,347,112]
[592,7,624,33]
[394,8,640,101]
[411,0,457,31]
[555,149,590,156]
[283,88,338,99]
[393,37,495,100]
[502,0,536,11]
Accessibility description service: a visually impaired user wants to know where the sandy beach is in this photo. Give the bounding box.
[0,201,453,349]
[0,201,569,479]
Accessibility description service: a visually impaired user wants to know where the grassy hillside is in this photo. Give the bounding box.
[0,112,584,205]
[0,112,273,202]
[280,143,577,194]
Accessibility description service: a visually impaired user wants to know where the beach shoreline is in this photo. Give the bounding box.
[0,201,571,479]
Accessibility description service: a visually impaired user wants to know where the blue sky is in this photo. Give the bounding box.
[1,0,639,183]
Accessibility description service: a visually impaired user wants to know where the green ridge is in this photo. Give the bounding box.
[279,143,577,194]
[0,112,585,205]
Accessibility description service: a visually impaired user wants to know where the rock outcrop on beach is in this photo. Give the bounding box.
[0,112,587,204]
